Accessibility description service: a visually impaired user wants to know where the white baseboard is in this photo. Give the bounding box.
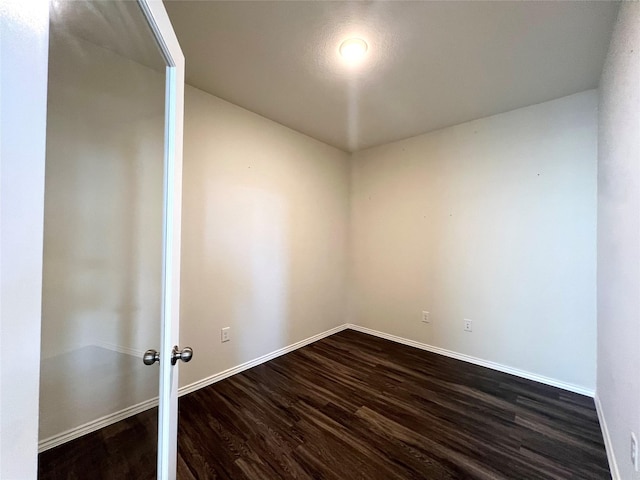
[40,322,596,453]
[97,342,145,358]
[594,393,620,480]
[38,324,348,452]
[346,324,595,397]
[178,324,348,396]
[38,397,159,452]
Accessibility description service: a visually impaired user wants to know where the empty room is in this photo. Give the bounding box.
[1,0,639,479]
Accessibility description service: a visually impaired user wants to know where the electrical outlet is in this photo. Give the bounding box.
[221,327,230,343]
[422,311,430,323]
[632,432,638,471]
[464,319,473,332]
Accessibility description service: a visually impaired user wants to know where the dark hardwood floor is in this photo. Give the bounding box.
[39,330,610,479]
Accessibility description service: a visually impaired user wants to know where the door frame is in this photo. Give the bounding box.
[0,0,49,478]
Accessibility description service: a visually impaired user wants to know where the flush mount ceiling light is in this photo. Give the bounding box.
[339,38,368,64]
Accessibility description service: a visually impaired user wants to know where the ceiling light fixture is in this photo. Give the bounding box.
[339,38,368,64]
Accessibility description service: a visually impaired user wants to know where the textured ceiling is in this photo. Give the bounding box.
[164,1,619,152]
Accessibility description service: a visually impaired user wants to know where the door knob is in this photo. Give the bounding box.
[143,349,160,365]
[171,346,193,365]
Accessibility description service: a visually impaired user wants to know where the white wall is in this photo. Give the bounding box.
[597,3,640,479]
[179,86,350,388]
[350,90,597,391]
[0,0,49,477]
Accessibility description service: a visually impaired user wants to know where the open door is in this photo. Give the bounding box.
[36,1,185,478]
[140,2,186,477]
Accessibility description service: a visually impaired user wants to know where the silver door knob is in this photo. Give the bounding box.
[171,346,193,365]
[143,349,160,365]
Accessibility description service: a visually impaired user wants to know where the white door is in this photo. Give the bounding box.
[138,2,186,478]
[0,0,184,479]
[45,1,185,478]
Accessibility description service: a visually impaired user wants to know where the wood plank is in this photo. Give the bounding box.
[39,330,610,479]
